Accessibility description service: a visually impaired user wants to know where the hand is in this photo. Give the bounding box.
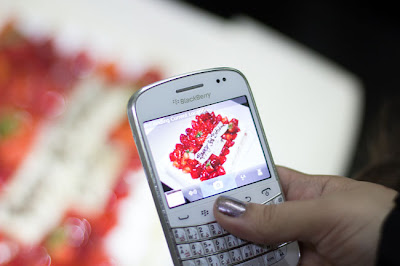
[213,166,398,266]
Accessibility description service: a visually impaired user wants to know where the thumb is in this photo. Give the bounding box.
[213,195,330,245]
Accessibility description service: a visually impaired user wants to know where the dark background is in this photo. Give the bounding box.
[180,0,400,179]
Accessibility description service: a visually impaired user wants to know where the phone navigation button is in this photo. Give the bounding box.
[178,215,190,220]
[261,187,272,197]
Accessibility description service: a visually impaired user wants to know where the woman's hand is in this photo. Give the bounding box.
[213,166,398,265]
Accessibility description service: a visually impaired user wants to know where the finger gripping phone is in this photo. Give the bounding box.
[127,68,300,266]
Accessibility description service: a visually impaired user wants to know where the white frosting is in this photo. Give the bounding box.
[0,77,130,244]
[194,122,228,164]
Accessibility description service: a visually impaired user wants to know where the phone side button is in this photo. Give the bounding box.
[178,215,190,220]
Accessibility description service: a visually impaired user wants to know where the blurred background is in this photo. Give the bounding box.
[180,0,400,179]
[0,0,398,265]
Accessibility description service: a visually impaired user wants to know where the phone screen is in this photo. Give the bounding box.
[143,96,271,208]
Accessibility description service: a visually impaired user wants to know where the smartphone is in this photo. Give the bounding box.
[127,68,300,266]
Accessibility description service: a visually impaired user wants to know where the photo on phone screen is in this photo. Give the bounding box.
[143,96,271,209]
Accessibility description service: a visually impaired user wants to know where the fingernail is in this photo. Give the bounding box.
[216,196,247,217]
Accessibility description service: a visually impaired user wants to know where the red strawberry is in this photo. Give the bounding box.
[217,166,226,175]
[205,162,214,173]
[190,167,200,179]
[222,134,232,141]
[210,171,218,179]
[210,157,220,168]
[182,166,191,173]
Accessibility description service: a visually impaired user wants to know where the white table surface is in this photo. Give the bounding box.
[0,0,364,265]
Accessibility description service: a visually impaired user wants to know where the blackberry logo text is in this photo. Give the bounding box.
[173,93,211,105]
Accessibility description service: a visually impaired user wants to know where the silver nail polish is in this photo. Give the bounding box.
[216,196,247,217]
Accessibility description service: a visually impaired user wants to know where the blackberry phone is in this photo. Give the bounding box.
[127,68,300,266]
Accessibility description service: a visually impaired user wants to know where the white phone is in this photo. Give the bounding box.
[127,68,300,266]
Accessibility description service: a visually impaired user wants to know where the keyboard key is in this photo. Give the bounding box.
[185,227,200,241]
[193,258,208,266]
[261,244,273,253]
[240,244,254,260]
[236,238,247,245]
[206,255,221,266]
[221,226,228,234]
[213,237,228,252]
[229,248,243,263]
[262,251,277,265]
[209,222,224,237]
[236,256,263,266]
[224,235,239,248]
[173,228,187,243]
[218,252,232,265]
[197,225,212,239]
[202,240,216,255]
[274,245,287,262]
[251,244,264,256]
[178,244,192,259]
[190,242,205,257]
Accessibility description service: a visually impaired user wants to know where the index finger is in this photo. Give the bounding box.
[276,166,351,201]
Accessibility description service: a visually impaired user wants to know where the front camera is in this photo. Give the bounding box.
[216,79,220,83]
